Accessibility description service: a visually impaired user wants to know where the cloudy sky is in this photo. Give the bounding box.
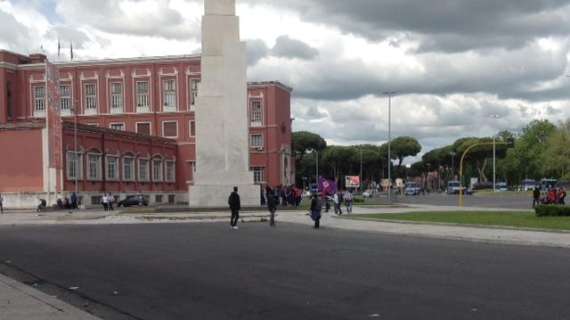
[2,0,570,159]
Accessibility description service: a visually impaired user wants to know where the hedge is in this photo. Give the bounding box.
[535,205,570,217]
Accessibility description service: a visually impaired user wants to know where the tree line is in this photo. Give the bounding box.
[293,131,421,186]
[293,119,570,189]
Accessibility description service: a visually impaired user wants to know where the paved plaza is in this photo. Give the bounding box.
[0,197,568,320]
[1,214,570,319]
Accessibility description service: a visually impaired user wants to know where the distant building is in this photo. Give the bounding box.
[0,50,294,208]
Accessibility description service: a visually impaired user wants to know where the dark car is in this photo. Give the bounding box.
[118,195,148,207]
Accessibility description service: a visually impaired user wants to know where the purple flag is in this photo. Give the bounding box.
[318,177,337,195]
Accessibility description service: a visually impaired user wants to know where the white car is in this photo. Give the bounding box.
[405,182,422,196]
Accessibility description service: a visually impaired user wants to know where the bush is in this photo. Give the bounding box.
[535,205,570,217]
[353,197,365,204]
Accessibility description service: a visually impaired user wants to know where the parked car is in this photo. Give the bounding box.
[447,181,462,194]
[362,189,374,198]
[555,181,570,190]
[496,182,509,192]
[540,178,558,190]
[521,179,538,192]
[118,195,148,207]
[405,182,422,196]
[472,181,493,190]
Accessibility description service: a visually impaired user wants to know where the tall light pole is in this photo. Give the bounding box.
[359,147,363,193]
[384,91,397,202]
[315,150,319,184]
[450,151,456,179]
[489,114,501,192]
[308,149,319,186]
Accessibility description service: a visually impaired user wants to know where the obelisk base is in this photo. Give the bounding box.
[189,184,261,208]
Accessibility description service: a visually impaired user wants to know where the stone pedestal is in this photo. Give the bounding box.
[189,0,260,208]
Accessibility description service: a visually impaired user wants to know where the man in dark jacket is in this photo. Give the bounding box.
[532,187,541,208]
[310,194,322,229]
[267,187,277,227]
[228,187,241,229]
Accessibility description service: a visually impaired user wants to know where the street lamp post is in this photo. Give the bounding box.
[315,150,319,185]
[384,91,397,203]
[307,149,319,186]
[450,151,456,179]
[489,114,501,192]
[359,147,363,193]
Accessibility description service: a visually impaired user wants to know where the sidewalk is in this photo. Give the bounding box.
[0,273,101,320]
[278,205,570,249]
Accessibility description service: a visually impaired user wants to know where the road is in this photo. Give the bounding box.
[395,192,533,209]
[0,223,568,320]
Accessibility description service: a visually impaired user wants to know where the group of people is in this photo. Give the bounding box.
[229,185,356,230]
[533,187,567,207]
[229,186,279,229]
[261,185,302,208]
[55,192,80,210]
[101,193,115,211]
[321,190,354,215]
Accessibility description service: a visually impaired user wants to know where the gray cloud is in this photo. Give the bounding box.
[271,35,319,60]
[46,25,90,49]
[0,9,32,50]
[55,0,199,40]
[246,39,269,66]
[246,0,570,53]
[250,40,569,102]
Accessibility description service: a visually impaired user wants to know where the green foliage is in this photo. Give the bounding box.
[292,131,327,160]
[543,120,570,178]
[535,205,570,217]
[390,136,422,167]
[353,197,365,204]
[498,120,556,185]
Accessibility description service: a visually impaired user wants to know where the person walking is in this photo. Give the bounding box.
[102,194,108,211]
[333,191,343,215]
[532,187,541,208]
[107,193,114,211]
[344,190,353,214]
[228,186,241,230]
[0,193,4,214]
[71,192,78,210]
[310,193,322,229]
[267,187,277,227]
[559,188,567,205]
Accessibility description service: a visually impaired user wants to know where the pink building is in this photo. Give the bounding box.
[0,50,294,207]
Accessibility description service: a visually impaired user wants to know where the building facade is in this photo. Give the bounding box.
[0,50,294,207]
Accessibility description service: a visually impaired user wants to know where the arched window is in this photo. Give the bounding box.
[123,153,135,182]
[152,156,163,182]
[86,149,103,181]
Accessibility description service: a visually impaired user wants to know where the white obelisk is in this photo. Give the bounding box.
[189,0,260,207]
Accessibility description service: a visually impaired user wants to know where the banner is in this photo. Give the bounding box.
[45,60,62,170]
[318,177,337,196]
[345,176,361,188]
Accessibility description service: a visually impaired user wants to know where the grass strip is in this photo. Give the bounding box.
[352,211,570,231]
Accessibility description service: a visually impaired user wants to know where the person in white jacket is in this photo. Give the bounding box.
[333,192,343,215]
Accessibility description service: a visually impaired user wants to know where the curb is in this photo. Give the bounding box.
[0,272,101,319]
[341,216,570,234]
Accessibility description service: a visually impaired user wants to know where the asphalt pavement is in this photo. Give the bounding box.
[394,192,533,209]
[0,222,569,320]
